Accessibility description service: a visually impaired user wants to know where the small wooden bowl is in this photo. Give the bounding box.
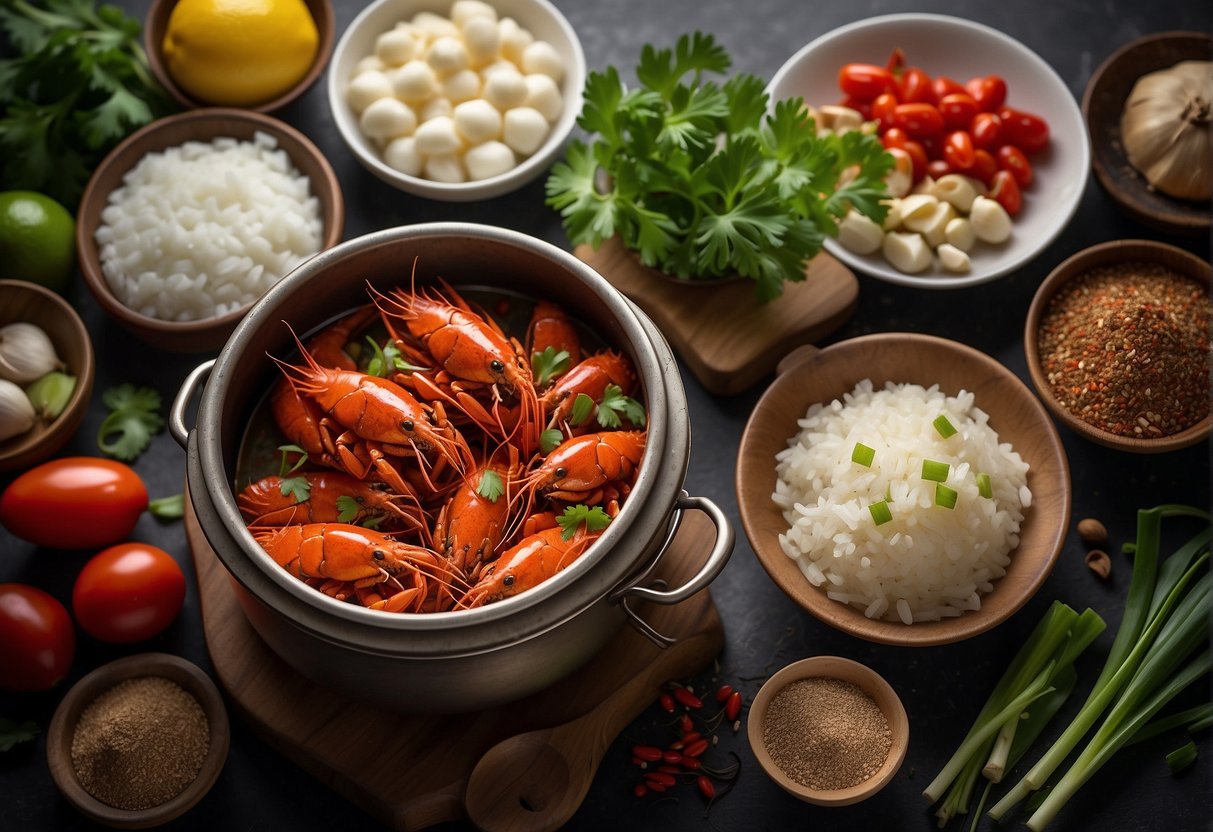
[145,0,335,113]
[46,653,229,829]
[1024,240,1211,453]
[76,108,344,352]
[747,656,909,806]
[736,333,1070,647]
[1083,31,1212,235]
[0,280,95,471]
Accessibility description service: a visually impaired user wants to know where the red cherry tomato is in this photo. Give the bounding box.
[996,144,1034,187]
[891,102,944,137]
[882,129,927,180]
[897,67,936,104]
[932,75,967,99]
[970,112,1004,150]
[943,130,976,172]
[72,543,185,644]
[989,169,1022,215]
[838,63,895,101]
[884,47,906,73]
[871,92,899,128]
[972,149,999,184]
[938,93,979,130]
[0,458,148,549]
[919,133,942,161]
[965,75,1008,112]
[881,127,909,148]
[839,95,872,120]
[0,584,75,691]
[926,159,952,179]
[997,107,1050,154]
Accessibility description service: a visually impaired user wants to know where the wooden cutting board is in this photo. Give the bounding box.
[186,497,725,831]
[575,237,859,396]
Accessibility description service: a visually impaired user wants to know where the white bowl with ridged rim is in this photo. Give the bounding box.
[768,13,1089,288]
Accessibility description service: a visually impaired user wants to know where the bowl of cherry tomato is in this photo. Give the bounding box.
[768,13,1089,288]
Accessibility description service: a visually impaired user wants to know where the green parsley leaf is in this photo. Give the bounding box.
[570,393,595,426]
[540,428,564,454]
[531,346,571,387]
[336,495,361,523]
[596,385,646,428]
[279,475,310,504]
[0,718,38,752]
[477,469,505,502]
[97,384,163,461]
[360,513,384,530]
[555,504,613,540]
[364,336,421,378]
[277,444,308,476]
[148,494,184,520]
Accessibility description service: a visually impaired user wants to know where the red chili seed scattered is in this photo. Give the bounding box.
[725,691,743,721]
[681,756,702,770]
[646,771,676,788]
[678,713,694,734]
[673,687,703,709]
[632,745,662,762]
[697,775,716,801]
[662,750,682,765]
[684,738,710,758]
[659,692,675,713]
[732,719,741,733]
[715,684,733,703]
[633,783,648,798]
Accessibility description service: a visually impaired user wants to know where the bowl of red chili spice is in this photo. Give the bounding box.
[46,652,230,828]
[1025,239,1211,454]
[747,655,909,806]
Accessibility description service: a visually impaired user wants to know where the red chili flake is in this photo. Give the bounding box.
[683,738,710,758]
[726,691,743,722]
[715,684,733,703]
[632,745,663,762]
[646,771,676,788]
[678,713,694,734]
[672,686,703,710]
[633,783,648,798]
[658,692,675,713]
[662,750,682,765]
[697,775,716,801]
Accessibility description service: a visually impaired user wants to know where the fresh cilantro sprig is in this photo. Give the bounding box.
[531,347,571,387]
[364,337,421,378]
[477,469,505,502]
[546,32,891,301]
[0,718,38,752]
[556,504,613,540]
[276,445,310,503]
[540,428,564,454]
[596,385,645,428]
[97,384,163,461]
[0,0,175,208]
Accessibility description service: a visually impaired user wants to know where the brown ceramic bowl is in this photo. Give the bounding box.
[145,0,335,113]
[747,655,909,806]
[0,280,95,471]
[77,108,344,352]
[1025,239,1211,453]
[1083,31,1211,235]
[736,333,1070,647]
[46,653,230,829]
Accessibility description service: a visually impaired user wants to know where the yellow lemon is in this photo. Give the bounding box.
[162,0,319,106]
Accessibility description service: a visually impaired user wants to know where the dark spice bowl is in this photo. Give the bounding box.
[747,655,909,806]
[1024,239,1211,453]
[46,653,229,829]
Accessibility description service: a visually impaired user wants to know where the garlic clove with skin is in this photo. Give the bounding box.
[0,378,36,441]
[1120,60,1212,201]
[0,322,63,384]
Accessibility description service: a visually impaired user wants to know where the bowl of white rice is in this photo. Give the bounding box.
[77,108,344,352]
[736,333,1070,646]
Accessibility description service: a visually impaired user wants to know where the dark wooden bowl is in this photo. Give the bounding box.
[0,280,95,471]
[1083,31,1212,235]
[1024,239,1211,453]
[736,333,1071,647]
[145,0,335,113]
[46,653,230,829]
[76,108,344,352]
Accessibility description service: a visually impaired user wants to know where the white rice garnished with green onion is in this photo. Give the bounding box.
[773,379,1031,624]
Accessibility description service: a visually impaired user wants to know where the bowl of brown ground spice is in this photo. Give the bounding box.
[747,655,909,806]
[1025,239,1211,454]
[46,652,230,828]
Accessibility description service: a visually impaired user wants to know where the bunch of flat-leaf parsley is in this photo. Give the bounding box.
[545,32,892,302]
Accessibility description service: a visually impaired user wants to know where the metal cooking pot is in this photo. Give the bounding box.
[171,223,733,713]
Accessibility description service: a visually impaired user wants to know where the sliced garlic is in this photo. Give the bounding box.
[931,174,980,212]
[882,231,932,273]
[903,200,957,249]
[937,244,972,273]
[837,209,885,255]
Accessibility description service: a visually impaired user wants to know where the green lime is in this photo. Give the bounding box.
[0,191,77,293]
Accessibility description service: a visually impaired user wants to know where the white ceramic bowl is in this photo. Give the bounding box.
[327,0,585,201]
[768,14,1090,289]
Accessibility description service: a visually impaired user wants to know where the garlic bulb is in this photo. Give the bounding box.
[0,379,36,441]
[1120,60,1212,201]
[0,322,63,383]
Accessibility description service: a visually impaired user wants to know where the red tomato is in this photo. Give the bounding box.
[882,129,927,180]
[926,158,952,179]
[938,93,978,130]
[72,543,185,644]
[943,131,976,172]
[884,47,906,73]
[932,75,967,100]
[838,63,895,100]
[970,112,1004,150]
[965,75,1008,112]
[990,170,1022,215]
[897,67,936,104]
[997,107,1050,154]
[871,92,899,128]
[839,95,873,120]
[0,458,148,549]
[891,103,944,137]
[972,149,999,184]
[0,584,75,691]
[881,127,909,148]
[996,144,1034,187]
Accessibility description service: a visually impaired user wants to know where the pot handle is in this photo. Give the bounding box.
[169,360,215,449]
[609,492,734,648]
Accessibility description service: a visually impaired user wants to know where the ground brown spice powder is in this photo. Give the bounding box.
[71,676,210,811]
[762,676,891,790]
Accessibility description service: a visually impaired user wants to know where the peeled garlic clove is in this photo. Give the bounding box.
[0,378,35,440]
[25,371,76,420]
[0,322,62,384]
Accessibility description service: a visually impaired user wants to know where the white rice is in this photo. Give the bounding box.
[95,131,322,322]
[772,379,1031,624]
